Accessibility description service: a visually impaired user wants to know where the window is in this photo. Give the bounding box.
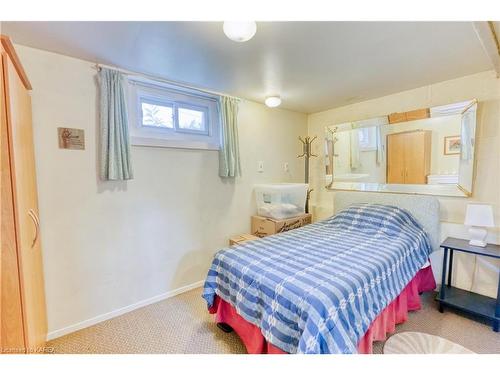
[140,98,174,129]
[177,104,208,135]
[358,127,377,151]
[128,78,220,150]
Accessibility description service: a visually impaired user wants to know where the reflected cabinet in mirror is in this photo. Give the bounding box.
[325,99,477,197]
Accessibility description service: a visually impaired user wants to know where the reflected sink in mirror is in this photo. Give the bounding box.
[326,173,370,184]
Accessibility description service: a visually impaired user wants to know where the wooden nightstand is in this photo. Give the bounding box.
[436,237,500,332]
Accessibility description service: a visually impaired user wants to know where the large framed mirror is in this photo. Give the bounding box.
[325,99,477,197]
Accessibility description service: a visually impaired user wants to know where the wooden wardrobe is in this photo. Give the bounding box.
[386,130,431,184]
[1,35,47,353]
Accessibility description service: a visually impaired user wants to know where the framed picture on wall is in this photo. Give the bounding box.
[444,135,461,155]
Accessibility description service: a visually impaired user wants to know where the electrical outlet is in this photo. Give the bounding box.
[284,162,289,172]
[258,161,264,173]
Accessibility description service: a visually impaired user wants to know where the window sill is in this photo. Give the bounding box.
[131,136,219,151]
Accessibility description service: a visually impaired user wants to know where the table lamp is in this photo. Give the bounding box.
[464,204,495,247]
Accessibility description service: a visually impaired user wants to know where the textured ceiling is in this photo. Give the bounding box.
[1,21,493,113]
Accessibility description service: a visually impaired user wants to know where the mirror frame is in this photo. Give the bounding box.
[324,99,478,197]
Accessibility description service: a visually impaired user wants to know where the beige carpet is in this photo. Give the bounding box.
[47,289,500,354]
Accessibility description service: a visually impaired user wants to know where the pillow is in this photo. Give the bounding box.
[328,203,429,239]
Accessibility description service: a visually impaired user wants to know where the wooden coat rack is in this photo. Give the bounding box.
[297,136,317,213]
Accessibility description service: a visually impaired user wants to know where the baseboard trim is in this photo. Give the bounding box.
[46,280,205,341]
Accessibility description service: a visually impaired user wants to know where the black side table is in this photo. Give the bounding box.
[436,237,500,332]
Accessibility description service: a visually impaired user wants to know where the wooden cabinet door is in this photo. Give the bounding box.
[386,132,406,183]
[404,131,431,184]
[1,50,27,353]
[404,132,424,184]
[4,53,47,350]
[387,131,431,185]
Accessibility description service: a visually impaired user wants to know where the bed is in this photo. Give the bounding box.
[203,192,439,354]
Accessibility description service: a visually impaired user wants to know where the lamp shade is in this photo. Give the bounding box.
[464,204,495,227]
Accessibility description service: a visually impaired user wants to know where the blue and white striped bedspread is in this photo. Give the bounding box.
[202,204,432,354]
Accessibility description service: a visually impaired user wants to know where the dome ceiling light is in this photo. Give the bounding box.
[223,21,257,42]
[265,96,281,108]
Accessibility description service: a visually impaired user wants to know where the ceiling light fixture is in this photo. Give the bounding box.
[265,96,281,108]
[223,21,257,42]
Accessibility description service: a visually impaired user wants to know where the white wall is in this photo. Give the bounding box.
[308,71,500,299]
[16,45,308,338]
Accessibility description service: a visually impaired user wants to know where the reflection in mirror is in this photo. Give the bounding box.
[325,100,477,197]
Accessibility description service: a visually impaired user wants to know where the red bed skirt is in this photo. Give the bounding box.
[208,265,436,354]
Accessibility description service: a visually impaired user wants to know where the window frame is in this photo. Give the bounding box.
[358,127,378,151]
[128,78,220,151]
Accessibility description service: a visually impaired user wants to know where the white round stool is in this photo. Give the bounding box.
[383,332,475,354]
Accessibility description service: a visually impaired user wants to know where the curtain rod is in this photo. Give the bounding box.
[93,63,240,101]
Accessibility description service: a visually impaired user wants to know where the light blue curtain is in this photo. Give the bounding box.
[460,103,476,161]
[218,96,241,177]
[98,68,133,180]
[349,126,360,170]
[375,126,384,165]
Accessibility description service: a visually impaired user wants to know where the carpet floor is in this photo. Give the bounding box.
[47,288,500,354]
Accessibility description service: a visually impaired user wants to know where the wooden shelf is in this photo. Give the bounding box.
[436,286,499,322]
